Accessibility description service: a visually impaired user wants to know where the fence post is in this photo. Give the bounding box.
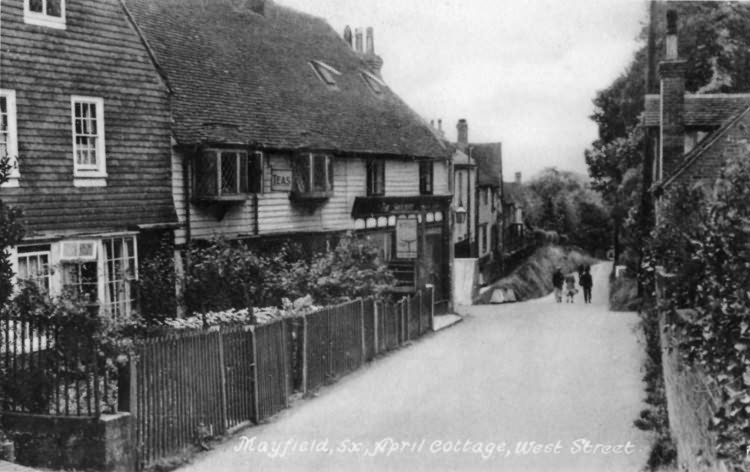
[129,355,138,420]
[281,321,290,408]
[328,308,334,381]
[359,298,366,366]
[428,284,435,331]
[217,329,229,432]
[373,300,380,356]
[417,291,422,336]
[302,316,308,395]
[118,360,131,412]
[250,327,260,424]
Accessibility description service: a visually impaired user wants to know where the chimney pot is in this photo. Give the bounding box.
[457,119,469,151]
[366,27,374,54]
[354,28,363,53]
[515,172,522,185]
[343,26,353,48]
[438,119,443,131]
[665,10,678,60]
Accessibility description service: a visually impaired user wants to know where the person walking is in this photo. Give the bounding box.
[580,265,593,304]
[564,273,577,303]
[552,267,564,303]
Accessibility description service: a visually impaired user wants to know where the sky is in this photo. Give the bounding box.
[275,0,648,181]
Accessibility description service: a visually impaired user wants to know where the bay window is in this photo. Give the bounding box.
[292,153,333,199]
[193,149,263,201]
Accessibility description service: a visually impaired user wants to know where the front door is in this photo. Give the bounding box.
[422,227,445,302]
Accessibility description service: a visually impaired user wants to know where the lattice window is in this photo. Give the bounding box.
[367,159,385,196]
[194,150,261,199]
[293,153,333,196]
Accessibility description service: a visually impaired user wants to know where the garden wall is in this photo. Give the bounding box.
[1,412,133,472]
[660,309,733,472]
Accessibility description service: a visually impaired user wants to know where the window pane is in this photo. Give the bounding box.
[294,155,310,193]
[312,155,327,191]
[46,0,62,16]
[29,0,43,12]
[220,152,239,194]
[195,151,218,196]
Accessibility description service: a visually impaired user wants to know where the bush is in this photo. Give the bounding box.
[182,232,394,316]
[651,155,750,466]
[136,236,177,322]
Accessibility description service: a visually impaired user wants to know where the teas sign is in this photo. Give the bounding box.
[271,168,292,191]
[396,217,418,259]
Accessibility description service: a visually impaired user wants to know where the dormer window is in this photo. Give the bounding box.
[25,0,65,29]
[310,61,341,88]
[361,71,385,96]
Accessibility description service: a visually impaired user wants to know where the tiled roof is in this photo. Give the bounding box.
[643,94,750,127]
[471,143,502,187]
[124,0,447,159]
[663,103,750,188]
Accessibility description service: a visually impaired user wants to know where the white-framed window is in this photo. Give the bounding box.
[193,149,263,199]
[0,89,19,186]
[17,245,52,293]
[101,236,138,319]
[24,0,66,29]
[59,236,138,318]
[71,96,106,184]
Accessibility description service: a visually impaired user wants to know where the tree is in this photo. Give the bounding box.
[0,156,24,307]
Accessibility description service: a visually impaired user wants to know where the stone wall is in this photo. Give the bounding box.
[659,309,731,472]
[1,412,133,472]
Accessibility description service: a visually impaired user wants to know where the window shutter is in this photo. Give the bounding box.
[251,151,264,193]
[327,155,334,191]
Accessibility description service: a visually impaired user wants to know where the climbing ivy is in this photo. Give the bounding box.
[651,155,750,465]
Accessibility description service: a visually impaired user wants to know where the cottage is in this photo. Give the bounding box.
[445,118,502,285]
[0,0,178,316]
[124,0,453,302]
[643,10,750,218]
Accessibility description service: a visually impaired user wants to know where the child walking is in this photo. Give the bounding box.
[564,273,577,303]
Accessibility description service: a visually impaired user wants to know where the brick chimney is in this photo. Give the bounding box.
[362,27,383,74]
[354,28,363,53]
[658,10,686,180]
[515,172,522,185]
[457,119,469,152]
[343,26,353,48]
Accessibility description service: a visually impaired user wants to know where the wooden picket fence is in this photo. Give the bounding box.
[126,287,437,470]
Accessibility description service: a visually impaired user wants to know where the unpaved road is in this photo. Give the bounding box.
[180,262,650,472]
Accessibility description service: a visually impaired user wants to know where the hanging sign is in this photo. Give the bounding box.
[396,217,418,259]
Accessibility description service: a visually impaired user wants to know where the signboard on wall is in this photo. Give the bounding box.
[271,168,292,192]
[396,217,418,259]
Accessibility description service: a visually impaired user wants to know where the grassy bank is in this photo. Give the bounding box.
[475,245,597,304]
[610,275,641,312]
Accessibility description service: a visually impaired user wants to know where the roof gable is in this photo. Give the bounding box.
[663,102,750,188]
[124,0,447,159]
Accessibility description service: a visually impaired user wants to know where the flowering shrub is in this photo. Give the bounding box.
[651,155,750,465]
[181,232,394,315]
[163,296,323,330]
